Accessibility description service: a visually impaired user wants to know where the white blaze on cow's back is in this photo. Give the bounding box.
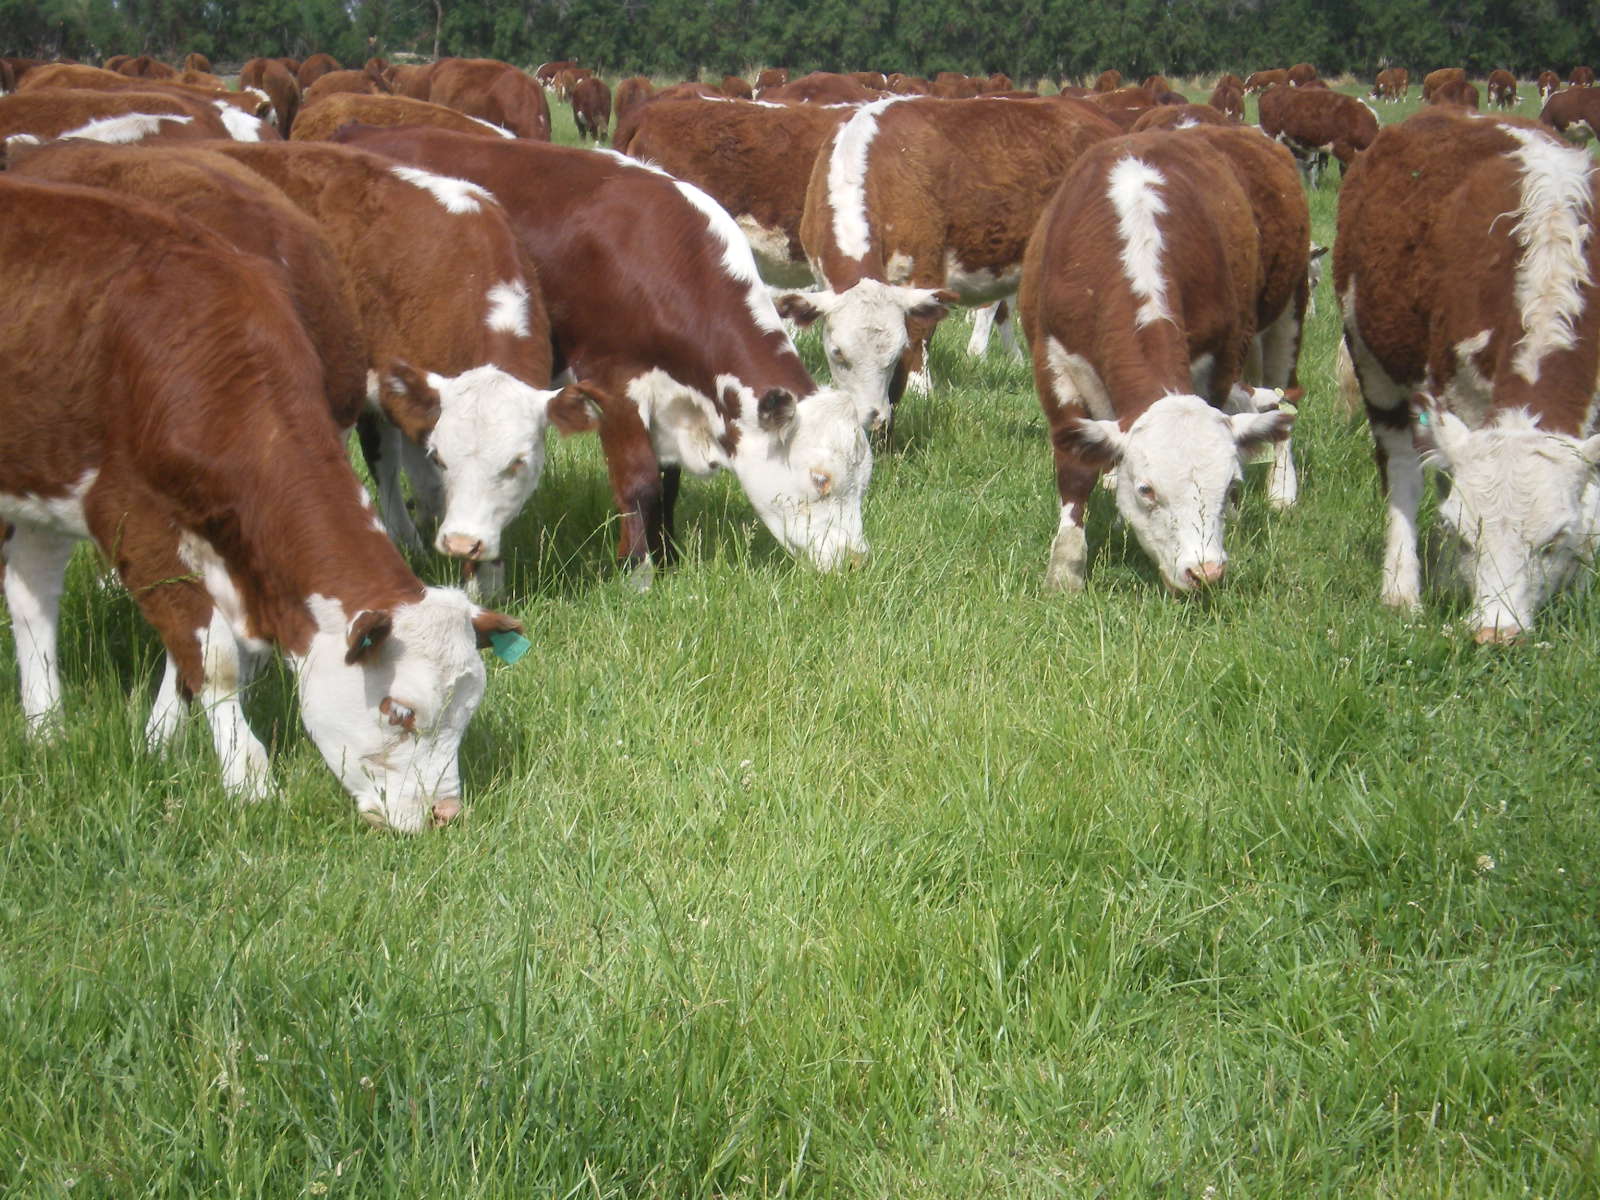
[673,178,791,340]
[1108,155,1173,329]
[827,97,905,262]
[467,115,517,138]
[212,101,266,141]
[57,112,194,144]
[1504,127,1597,384]
[389,164,494,214]
[485,280,531,336]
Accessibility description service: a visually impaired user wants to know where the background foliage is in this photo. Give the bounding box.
[5,0,1600,79]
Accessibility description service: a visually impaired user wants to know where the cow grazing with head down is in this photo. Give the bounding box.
[1208,80,1245,121]
[1093,70,1121,93]
[1430,80,1480,109]
[0,89,233,155]
[1131,103,1232,132]
[1257,84,1378,184]
[1373,67,1409,103]
[290,92,514,141]
[427,58,550,140]
[1541,86,1600,142]
[613,76,653,127]
[1287,62,1318,86]
[1018,129,1296,594]
[1245,68,1288,94]
[790,95,1119,430]
[0,175,520,831]
[1571,67,1596,87]
[1487,69,1518,109]
[571,74,611,142]
[1421,67,1466,102]
[240,57,300,136]
[333,124,876,572]
[16,63,276,140]
[1336,108,1600,642]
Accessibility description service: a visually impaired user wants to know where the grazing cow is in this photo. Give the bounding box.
[1257,84,1378,183]
[290,92,513,142]
[534,60,576,86]
[16,63,276,139]
[1208,80,1245,121]
[790,96,1119,425]
[1335,108,1600,641]
[981,72,1014,94]
[184,52,211,74]
[1539,70,1561,101]
[1089,85,1161,130]
[1018,130,1296,593]
[721,75,754,100]
[886,74,933,95]
[1093,70,1122,93]
[1421,67,1466,101]
[114,56,177,81]
[1373,67,1410,102]
[0,90,232,154]
[1245,68,1288,94]
[296,53,342,91]
[240,57,300,136]
[623,97,849,286]
[0,175,520,830]
[333,124,877,571]
[1540,86,1600,142]
[932,72,981,99]
[427,57,550,140]
[571,74,612,142]
[1487,69,1518,109]
[1141,74,1172,95]
[762,72,882,104]
[1430,80,1480,109]
[1132,103,1232,132]
[204,140,617,597]
[387,61,438,100]
[301,66,389,108]
[754,67,788,95]
[1287,62,1318,86]
[613,76,653,128]
[1571,66,1595,87]
[853,72,890,92]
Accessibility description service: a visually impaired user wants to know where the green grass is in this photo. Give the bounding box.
[3,91,1598,1198]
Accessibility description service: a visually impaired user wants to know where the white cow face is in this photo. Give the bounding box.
[1423,410,1600,642]
[776,282,954,428]
[733,385,873,570]
[297,590,521,833]
[382,364,601,565]
[1071,394,1294,592]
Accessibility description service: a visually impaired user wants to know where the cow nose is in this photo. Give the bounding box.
[1473,623,1523,646]
[430,797,462,828]
[1185,561,1227,588]
[441,534,485,560]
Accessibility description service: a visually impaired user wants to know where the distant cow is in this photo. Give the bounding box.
[1429,80,1479,109]
[240,57,299,136]
[290,92,513,141]
[1571,66,1595,87]
[296,53,341,90]
[1018,130,1296,593]
[721,75,753,99]
[1132,102,1232,132]
[0,89,233,154]
[1540,86,1600,141]
[1487,69,1518,108]
[1257,84,1378,183]
[1538,70,1561,101]
[1287,62,1318,86]
[612,76,653,128]
[1245,68,1288,94]
[761,71,881,104]
[1373,67,1409,102]
[1421,67,1465,101]
[1093,69,1121,93]
[1335,108,1600,641]
[427,57,550,140]
[754,67,788,95]
[1208,80,1245,121]
[16,63,276,139]
[571,74,611,142]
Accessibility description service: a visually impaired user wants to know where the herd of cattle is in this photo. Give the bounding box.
[1,50,1597,830]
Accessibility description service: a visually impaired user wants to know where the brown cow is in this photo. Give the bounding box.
[1487,69,1518,108]
[17,63,276,138]
[1093,69,1122,93]
[762,72,882,104]
[290,92,514,141]
[1429,80,1479,109]
[1571,66,1595,87]
[387,60,438,99]
[1538,70,1561,101]
[624,96,850,286]
[1540,85,1600,141]
[852,72,890,91]
[721,75,754,99]
[931,72,981,99]
[612,76,653,128]
[301,67,389,108]
[1245,68,1288,94]
[0,89,233,154]
[114,56,177,81]
[1088,85,1161,130]
[1421,67,1465,101]
[886,74,932,95]
[790,95,1120,424]
[183,52,211,74]
[1372,67,1409,102]
[1140,74,1171,94]
[427,57,550,140]
[571,74,612,142]
[534,60,576,85]
[239,57,301,136]
[1257,84,1378,183]
[754,67,788,95]
[1018,129,1296,593]
[1208,80,1245,121]
[0,174,519,830]
[333,124,877,571]
[1131,103,1233,132]
[1287,62,1318,86]
[296,53,342,91]
[1336,108,1600,641]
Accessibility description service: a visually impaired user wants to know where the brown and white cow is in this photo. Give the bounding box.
[0,89,233,155]
[613,76,654,128]
[1208,80,1245,121]
[427,58,550,140]
[571,74,612,142]
[1092,69,1122,93]
[1287,62,1319,86]
[301,66,389,108]
[203,140,617,597]
[1542,86,1600,142]
[790,95,1119,426]
[1538,70,1561,101]
[754,67,788,95]
[1429,79,1480,109]
[333,124,876,571]
[1257,84,1378,184]
[1571,66,1596,87]
[1336,108,1600,641]
[623,96,849,287]
[296,53,342,91]
[1372,67,1410,102]
[1245,68,1288,94]
[17,63,276,140]
[1018,130,1296,593]
[1487,69,1518,109]
[239,57,300,136]
[0,175,520,830]
[721,75,754,99]
[290,92,514,141]
[1131,102,1232,132]
[1421,67,1466,102]
[761,71,883,105]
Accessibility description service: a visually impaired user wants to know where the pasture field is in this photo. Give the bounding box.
[1,84,1598,1198]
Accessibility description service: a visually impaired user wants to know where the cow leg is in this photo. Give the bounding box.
[1254,302,1307,508]
[966,303,1000,357]
[593,391,667,576]
[1046,461,1099,593]
[660,466,681,557]
[2,525,77,735]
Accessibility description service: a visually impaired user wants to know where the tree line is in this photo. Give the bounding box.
[5,0,1597,83]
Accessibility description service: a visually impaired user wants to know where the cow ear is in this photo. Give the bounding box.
[381,361,441,442]
[547,383,605,435]
[758,388,798,431]
[1055,417,1127,465]
[774,292,830,326]
[345,609,393,664]
[1229,407,1295,452]
[470,608,524,649]
[906,288,957,322]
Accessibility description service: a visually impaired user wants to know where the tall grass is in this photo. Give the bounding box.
[1,89,1596,1198]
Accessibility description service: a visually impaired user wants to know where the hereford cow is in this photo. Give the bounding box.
[1287,62,1318,86]
[1208,80,1245,121]
[1571,67,1595,87]
[1430,80,1480,109]
[1421,67,1466,102]
[1335,109,1600,641]
[613,76,653,127]
[204,140,620,596]
[1093,70,1122,93]
[721,75,754,100]
[1257,84,1378,183]
[1245,69,1288,94]
[386,61,437,99]
[296,53,341,90]
[1131,103,1232,132]
[886,74,932,95]
[290,92,514,141]
[427,58,550,140]
[0,175,520,830]
[754,67,788,95]
[790,96,1120,428]
[0,89,233,154]
[16,63,276,139]
[301,66,389,108]
[1539,70,1561,101]
[114,56,177,81]
[334,125,877,571]
[1372,67,1410,102]
[183,52,210,74]
[571,74,611,142]
[1487,69,1518,109]
[534,61,576,86]
[1018,130,1296,593]
[240,57,300,136]
[1540,86,1600,142]
[761,71,882,104]
[623,97,849,286]
[1089,85,1162,130]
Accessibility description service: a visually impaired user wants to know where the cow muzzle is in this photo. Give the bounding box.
[440,533,488,560]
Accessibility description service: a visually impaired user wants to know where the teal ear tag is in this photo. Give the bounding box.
[489,630,531,665]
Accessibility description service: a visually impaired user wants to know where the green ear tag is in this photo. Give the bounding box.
[1417,411,1431,427]
[489,630,531,665]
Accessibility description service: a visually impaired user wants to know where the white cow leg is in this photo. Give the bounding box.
[966,303,999,357]
[1044,504,1090,593]
[3,528,77,736]
[195,612,271,800]
[145,654,188,751]
[1375,422,1425,611]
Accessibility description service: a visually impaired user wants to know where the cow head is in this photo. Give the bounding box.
[1063,393,1294,592]
[382,363,601,587]
[1418,405,1600,642]
[297,589,522,833]
[776,282,955,428]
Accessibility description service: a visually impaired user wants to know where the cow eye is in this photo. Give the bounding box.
[1135,481,1159,505]
[503,456,526,477]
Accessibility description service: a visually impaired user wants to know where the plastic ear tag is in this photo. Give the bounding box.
[489,630,530,665]
[1417,411,1431,427]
